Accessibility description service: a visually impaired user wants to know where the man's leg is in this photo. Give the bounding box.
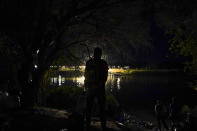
[98,94,106,130]
[85,91,94,129]
[157,116,161,131]
[169,116,175,130]
[162,119,168,130]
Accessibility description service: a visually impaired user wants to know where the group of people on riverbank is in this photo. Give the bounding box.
[83,47,191,131]
[154,97,187,131]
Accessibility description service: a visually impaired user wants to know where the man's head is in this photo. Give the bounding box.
[94,47,102,59]
[156,100,160,104]
[171,97,175,103]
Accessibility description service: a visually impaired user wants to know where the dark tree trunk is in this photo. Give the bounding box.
[18,57,35,108]
[19,69,46,108]
[32,67,46,106]
[18,69,34,108]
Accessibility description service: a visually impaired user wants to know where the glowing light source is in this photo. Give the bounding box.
[76,76,85,86]
[50,78,54,85]
[58,75,62,86]
[36,49,39,54]
[34,65,38,68]
[117,77,120,90]
[5,92,9,96]
[53,77,57,83]
[62,77,65,83]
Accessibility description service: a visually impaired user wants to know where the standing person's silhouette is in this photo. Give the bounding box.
[84,47,108,131]
[169,97,178,130]
[155,100,169,131]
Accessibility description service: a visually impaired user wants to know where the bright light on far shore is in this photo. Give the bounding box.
[57,66,148,75]
[108,68,145,74]
[58,75,61,86]
[59,66,85,71]
[34,65,38,69]
[36,49,39,54]
[76,76,85,85]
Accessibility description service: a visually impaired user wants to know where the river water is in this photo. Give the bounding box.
[50,70,197,122]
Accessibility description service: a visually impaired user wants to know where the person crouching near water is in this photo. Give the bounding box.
[155,100,169,131]
[84,47,108,131]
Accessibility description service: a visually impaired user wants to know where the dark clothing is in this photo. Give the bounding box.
[86,87,106,129]
[156,115,168,130]
[84,58,108,130]
[85,58,108,88]
[155,103,168,130]
[169,102,179,130]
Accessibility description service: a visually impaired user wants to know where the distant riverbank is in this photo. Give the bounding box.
[57,66,182,74]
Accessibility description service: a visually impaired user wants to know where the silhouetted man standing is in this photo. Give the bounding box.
[155,100,168,131]
[84,47,108,131]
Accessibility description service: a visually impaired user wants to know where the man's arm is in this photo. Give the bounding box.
[155,105,158,115]
[103,60,108,83]
[84,61,89,89]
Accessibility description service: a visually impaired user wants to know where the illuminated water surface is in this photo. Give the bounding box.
[50,68,197,121]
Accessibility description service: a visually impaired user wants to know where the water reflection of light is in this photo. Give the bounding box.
[54,77,58,83]
[110,73,113,79]
[79,66,85,70]
[59,75,62,86]
[51,71,124,89]
[117,77,120,90]
[50,78,54,85]
[106,73,121,92]
[76,76,85,86]
[62,77,65,83]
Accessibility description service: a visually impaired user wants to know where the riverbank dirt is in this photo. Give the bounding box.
[0,107,156,131]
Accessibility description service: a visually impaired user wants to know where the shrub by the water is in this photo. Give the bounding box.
[45,86,120,115]
[46,86,83,110]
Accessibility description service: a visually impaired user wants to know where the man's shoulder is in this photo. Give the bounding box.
[100,59,108,65]
[86,58,94,64]
[86,58,108,67]
[100,59,108,70]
